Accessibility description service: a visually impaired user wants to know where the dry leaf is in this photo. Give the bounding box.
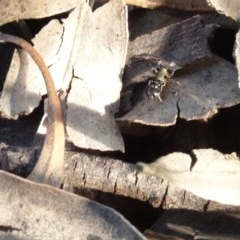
[0,20,63,118]
[128,15,216,69]
[0,170,145,240]
[207,0,240,22]
[0,0,79,26]
[138,149,240,205]
[118,55,240,126]
[65,0,128,151]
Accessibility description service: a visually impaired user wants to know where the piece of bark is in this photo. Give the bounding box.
[64,152,237,210]
[0,145,207,209]
[1,145,240,212]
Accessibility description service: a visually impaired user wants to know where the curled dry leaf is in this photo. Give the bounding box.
[0,170,145,240]
[0,0,79,27]
[138,149,240,205]
[118,55,240,126]
[0,32,65,187]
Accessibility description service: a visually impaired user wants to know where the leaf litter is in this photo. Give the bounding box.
[0,0,128,152]
[1,1,240,239]
[0,2,143,239]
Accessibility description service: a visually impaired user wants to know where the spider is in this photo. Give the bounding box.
[146,66,174,102]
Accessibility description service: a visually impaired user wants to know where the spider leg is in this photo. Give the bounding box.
[157,94,163,102]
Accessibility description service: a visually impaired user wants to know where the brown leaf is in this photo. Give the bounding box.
[128,15,216,69]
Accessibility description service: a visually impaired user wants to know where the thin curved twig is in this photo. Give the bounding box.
[0,32,65,187]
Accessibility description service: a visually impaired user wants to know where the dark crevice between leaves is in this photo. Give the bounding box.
[189,150,198,171]
[0,100,44,147]
[25,11,71,37]
[203,200,210,212]
[92,0,109,12]
[134,169,138,186]
[0,225,21,232]
[95,190,162,231]
[122,103,240,169]
[182,190,186,206]
[209,28,237,63]
[66,144,126,161]
[159,185,169,209]
[176,97,181,119]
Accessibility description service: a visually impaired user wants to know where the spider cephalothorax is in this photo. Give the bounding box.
[146,66,173,102]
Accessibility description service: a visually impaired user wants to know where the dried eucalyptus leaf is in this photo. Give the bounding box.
[139,149,240,205]
[118,55,240,126]
[207,0,240,22]
[66,0,128,151]
[128,15,216,69]
[0,170,145,240]
[0,20,63,119]
[0,0,79,26]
